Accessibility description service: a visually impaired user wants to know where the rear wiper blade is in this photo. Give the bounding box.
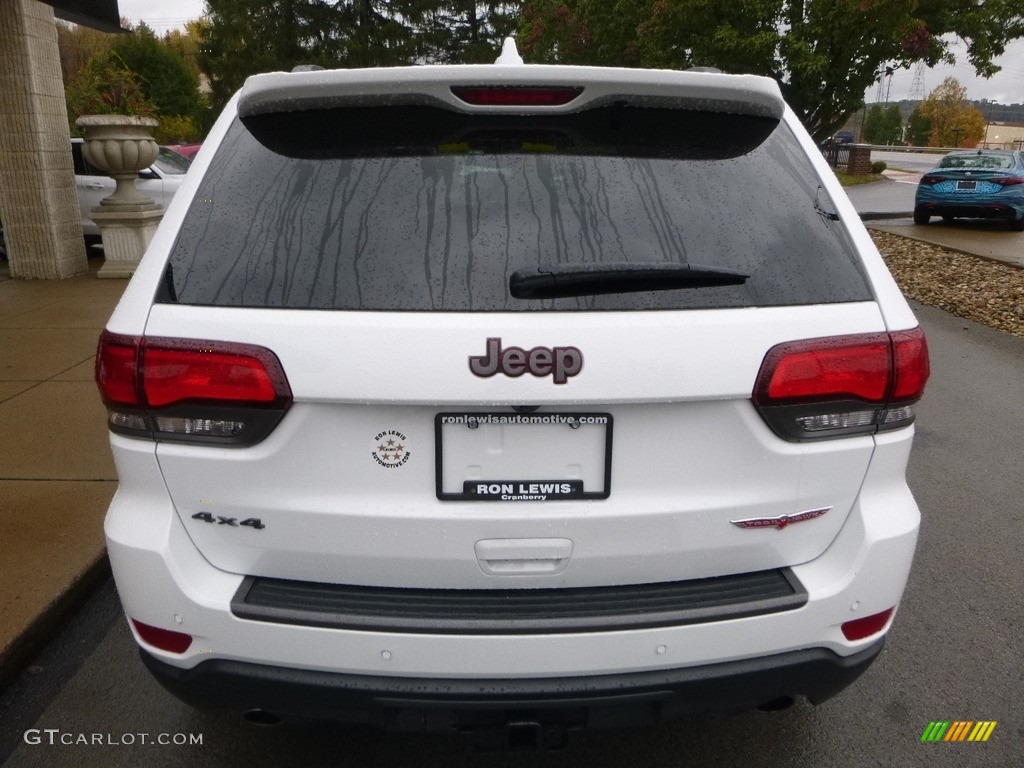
[509,262,748,299]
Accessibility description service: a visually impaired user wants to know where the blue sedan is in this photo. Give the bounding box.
[914,150,1024,231]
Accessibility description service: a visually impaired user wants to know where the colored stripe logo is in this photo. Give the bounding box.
[921,721,997,742]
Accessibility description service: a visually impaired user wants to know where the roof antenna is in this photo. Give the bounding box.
[495,37,524,66]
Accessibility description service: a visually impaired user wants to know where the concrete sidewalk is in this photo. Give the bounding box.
[0,256,123,686]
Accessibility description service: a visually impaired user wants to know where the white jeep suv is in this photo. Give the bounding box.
[96,42,929,750]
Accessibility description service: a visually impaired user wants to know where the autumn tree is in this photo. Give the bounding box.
[918,77,986,147]
[56,22,116,86]
[519,0,1024,141]
[162,19,213,80]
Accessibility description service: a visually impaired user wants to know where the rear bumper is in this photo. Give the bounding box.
[141,638,883,732]
[914,191,1024,220]
[105,430,919,721]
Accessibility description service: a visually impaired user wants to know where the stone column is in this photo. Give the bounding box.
[0,0,87,279]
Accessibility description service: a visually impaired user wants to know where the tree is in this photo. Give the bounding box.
[519,0,1024,141]
[917,78,986,147]
[162,19,213,81]
[56,22,116,86]
[200,1,523,111]
[906,106,932,146]
[418,2,520,64]
[200,0,415,111]
[863,104,885,144]
[881,104,904,145]
[114,23,203,121]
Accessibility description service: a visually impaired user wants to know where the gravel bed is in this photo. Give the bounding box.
[870,231,1024,338]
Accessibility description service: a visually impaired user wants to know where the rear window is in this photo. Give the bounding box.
[937,153,1015,170]
[159,105,872,311]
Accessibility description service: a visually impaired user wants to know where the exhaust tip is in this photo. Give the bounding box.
[757,696,795,712]
[243,709,282,726]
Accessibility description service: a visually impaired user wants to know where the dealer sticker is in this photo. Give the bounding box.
[372,430,411,468]
[463,480,584,502]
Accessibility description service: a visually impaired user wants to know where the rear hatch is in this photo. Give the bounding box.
[139,72,890,589]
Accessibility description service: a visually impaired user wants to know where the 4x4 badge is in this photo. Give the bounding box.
[731,506,832,530]
[469,337,583,384]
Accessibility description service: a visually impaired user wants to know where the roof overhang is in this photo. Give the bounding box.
[46,0,124,33]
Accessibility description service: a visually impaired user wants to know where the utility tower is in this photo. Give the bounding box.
[909,63,926,102]
[875,65,895,104]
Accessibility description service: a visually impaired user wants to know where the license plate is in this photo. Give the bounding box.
[956,180,977,191]
[435,412,612,501]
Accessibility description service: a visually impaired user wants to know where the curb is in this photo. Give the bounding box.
[860,212,913,221]
[0,554,111,690]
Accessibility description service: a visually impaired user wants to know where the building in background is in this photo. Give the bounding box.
[982,123,1024,150]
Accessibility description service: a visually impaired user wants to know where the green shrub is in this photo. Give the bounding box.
[870,161,887,174]
[153,114,201,144]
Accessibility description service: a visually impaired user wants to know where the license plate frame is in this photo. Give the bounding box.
[956,180,977,191]
[434,412,613,502]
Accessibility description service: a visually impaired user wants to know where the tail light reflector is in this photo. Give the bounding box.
[96,331,292,446]
[131,619,193,654]
[450,86,584,107]
[753,328,929,441]
[841,607,895,641]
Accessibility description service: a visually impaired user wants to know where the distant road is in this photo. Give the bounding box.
[870,149,945,173]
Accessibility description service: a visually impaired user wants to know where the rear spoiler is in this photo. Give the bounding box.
[237,64,786,121]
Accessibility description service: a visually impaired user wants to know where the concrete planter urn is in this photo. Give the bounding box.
[75,115,160,206]
[74,115,162,278]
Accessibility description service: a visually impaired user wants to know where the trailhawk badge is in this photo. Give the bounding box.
[372,430,411,468]
[731,506,832,530]
[469,338,583,384]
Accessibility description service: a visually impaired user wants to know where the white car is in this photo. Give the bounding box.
[96,41,929,750]
[72,137,190,238]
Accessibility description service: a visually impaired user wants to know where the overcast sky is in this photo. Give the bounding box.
[117,0,1024,105]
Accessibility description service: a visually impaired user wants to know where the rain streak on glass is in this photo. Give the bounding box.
[161,106,872,312]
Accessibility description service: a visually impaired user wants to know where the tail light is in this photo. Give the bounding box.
[919,174,944,185]
[96,331,292,446]
[450,86,583,107]
[991,176,1024,187]
[753,328,929,441]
